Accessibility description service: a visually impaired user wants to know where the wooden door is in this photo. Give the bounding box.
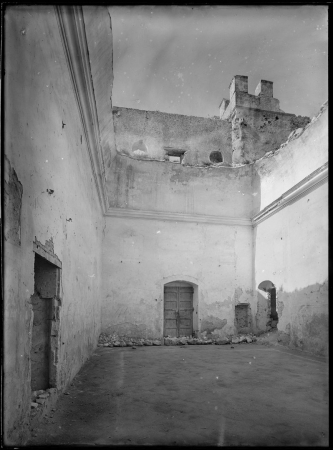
[164,286,193,337]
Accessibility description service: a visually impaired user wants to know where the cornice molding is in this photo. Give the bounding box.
[54,6,107,212]
[252,162,328,226]
[106,207,252,226]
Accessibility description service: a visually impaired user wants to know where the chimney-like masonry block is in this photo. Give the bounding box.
[255,80,273,98]
[218,74,310,165]
[229,75,248,98]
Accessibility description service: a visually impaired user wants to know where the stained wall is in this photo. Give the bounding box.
[103,119,255,338]
[102,217,253,339]
[4,6,110,444]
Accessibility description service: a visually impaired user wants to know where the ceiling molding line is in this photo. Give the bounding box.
[252,162,328,226]
[105,208,252,226]
[54,6,107,213]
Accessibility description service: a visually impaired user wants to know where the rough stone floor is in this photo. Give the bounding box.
[28,344,328,447]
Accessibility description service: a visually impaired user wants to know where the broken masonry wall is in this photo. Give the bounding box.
[231,107,310,165]
[112,106,233,166]
[102,217,253,340]
[253,102,328,214]
[4,6,106,445]
[253,104,328,356]
[106,154,254,219]
[254,184,328,356]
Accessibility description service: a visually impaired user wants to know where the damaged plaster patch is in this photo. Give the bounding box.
[4,156,23,246]
[277,299,284,317]
[274,103,326,152]
[290,309,328,357]
[201,316,227,333]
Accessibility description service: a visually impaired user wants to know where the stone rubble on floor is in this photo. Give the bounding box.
[98,332,258,347]
[98,333,163,348]
[30,388,57,412]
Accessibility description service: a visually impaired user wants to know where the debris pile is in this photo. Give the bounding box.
[98,332,162,348]
[31,388,56,410]
[164,334,257,346]
[98,332,258,347]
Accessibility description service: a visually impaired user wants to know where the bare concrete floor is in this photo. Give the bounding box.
[28,344,328,447]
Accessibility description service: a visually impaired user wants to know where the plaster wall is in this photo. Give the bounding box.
[82,6,117,167]
[253,101,328,357]
[253,103,328,212]
[254,180,328,356]
[107,155,254,218]
[102,217,253,340]
[4,7,105,444]
[112,106,232,165]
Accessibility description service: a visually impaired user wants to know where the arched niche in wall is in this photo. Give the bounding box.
[132,139,148,156]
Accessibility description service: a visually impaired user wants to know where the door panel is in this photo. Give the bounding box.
[164,285,193,337]
[179,301,192,310]
[164,288,178,336]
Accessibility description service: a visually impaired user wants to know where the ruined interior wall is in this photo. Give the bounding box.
[104,112,255,340]
[4,7,105,444]
[253,103,328,213]
[107,155,254,218]
[254,183,328,356]
[253,104,328,356]
[231,107,310,165]
[112,106,233,165]
[102,217,253,339]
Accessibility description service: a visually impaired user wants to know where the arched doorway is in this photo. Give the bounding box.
[258,280,278,330]
[164,281,194,337]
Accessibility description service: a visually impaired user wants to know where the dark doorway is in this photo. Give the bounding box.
[258,280,279,330]
[268,287,278,329]
[31,253,58,391]
[164,282,193,337]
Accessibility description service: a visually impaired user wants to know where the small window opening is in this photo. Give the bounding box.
[209,151,223,163]
[164,147,186,164]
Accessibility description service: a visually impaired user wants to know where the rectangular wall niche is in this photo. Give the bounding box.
[164,147,186,164]
[235,304,249,332]
[31,253,60,391]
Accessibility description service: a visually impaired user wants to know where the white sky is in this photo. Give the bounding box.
[109,5,328,119]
